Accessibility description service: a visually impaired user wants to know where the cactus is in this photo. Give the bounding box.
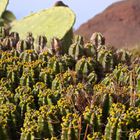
[57,97,74,116]
[0,26,140,140]
[2,37,16,50]
[86,71,97,85]
[20,50,38,62]
[0,86,14,104]
[83,105,102,136]
[52,71,75,90]
[35,35,47,52]
[16,40,31,52]
[104,103,127,140]
[90,32,105,50]
[20,109,40,140]
[0,0,16,28]
[38,88,60,106]
[87,132,103,140]
[39,68,54,88]
[75,57,95,80]
[38,105,61,138]
[0,0,9,17]
[11,6,75,53]
[51,37,62,56]
[0,26,8,38]
[97,48,114,73]
[26,32,34,49]
[61,113,81,140]
[6,64,21,89]
[10,32,20,44]
[116,49,131,65]
[0,103,17,140]
[14,86,35,123]
[68,35,84,60]
[47,56,67,74]
[84,42,97,59]
[61,54,76,70]
[20,71,35,88]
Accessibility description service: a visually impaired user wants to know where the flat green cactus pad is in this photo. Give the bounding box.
[11,7,75,42]
[0,0,9,17]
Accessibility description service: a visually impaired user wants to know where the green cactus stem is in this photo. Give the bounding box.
[84,43,97,59]
[39,68,54,88]
[47,56,67,74]
[16,40,31,52]
[20,50,38,62]
[51,37,62,56]
[10,32,20,44]
[61,113,81,140]
[68,35,84,60]
[75,57,95,80]
[0,103,17,140]
[35,35,47,52]
[104,103,126,140]
[90,32,105,50]
[0,26,8,38]
[26,32,34,49]
[2,37,16,50]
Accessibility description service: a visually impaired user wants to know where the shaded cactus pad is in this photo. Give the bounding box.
[0,0,9,17]
[11,7,75,41]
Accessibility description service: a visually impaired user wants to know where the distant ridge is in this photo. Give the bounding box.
[75,0,140,48]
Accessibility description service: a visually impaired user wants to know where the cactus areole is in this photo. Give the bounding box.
[11,7,76,53]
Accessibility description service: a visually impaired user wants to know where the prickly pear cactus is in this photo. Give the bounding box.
[0,0,9,17]
[11,7,76,53]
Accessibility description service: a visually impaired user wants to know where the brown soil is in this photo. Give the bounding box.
[75,0,140,48]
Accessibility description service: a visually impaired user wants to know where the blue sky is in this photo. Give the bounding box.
[8,0,119,29]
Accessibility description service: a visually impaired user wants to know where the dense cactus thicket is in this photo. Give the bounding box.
[0,28,140,140]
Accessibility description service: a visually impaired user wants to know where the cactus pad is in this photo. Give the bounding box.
[0,0,9,17]
[11,7,75,44]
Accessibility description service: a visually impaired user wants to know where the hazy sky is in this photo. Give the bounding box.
[8,0,120,29]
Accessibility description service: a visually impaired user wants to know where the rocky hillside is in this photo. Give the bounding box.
[75,0,140,48]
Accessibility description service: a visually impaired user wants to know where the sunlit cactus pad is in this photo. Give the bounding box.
[0,0,9,16]
[11,7,75,41]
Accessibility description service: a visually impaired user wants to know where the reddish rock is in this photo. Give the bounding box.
[75,0,140,48]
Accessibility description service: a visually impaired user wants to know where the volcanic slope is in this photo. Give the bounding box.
[75,0,140,48]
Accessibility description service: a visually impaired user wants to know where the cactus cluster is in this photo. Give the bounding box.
[0,28,139,140]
